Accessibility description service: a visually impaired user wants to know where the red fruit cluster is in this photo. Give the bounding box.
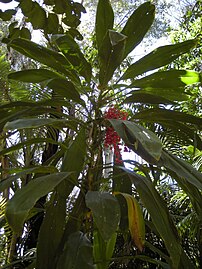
[104,106,128,120]
[104,106,128,164]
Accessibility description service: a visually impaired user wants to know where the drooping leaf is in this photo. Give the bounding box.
[47,78,84,105]
[130,70,201,89]
[121,167,194,268]
[121,39,198,79]
[5,172,72,234]
[3,118,71,131]
[0,166,58,193]
[95,0,114,50]
[125,88,189,103]
[36,129,86,265]
[2,38,80,83]
[124,91,176,105]
[0,99,72,111]
[85,191,120,241]
[159,150,202,191]
[121,2,155,59]
[116,193,145,251]
[172,174,202,221]
[134,255,171,269]
[0,137,66,157]
[56,231,95,269]
[0,108,34,133]
[8,69,63,83]
[0,105,73,134]
[133,108,202,128]
[109,119,162,163]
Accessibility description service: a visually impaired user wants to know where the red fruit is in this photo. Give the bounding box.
[104,106,129,163]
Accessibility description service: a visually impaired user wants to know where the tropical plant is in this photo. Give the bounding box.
[0,0,202,268]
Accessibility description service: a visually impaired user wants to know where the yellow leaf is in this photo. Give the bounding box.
[116,193,145,251]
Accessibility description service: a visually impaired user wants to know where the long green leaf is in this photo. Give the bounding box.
[8,69,63,83]
[124,91,176,105]
[122,167,194,268]
[47,78,84,105]
[0,108,32,132]
[36,129,86,269]
[95,0,114,50]
[130,70,201,89]
[126,88,189,103]
[3,118,73,131]
[0,138,67,157]
[124,88,189,103]
[0,166,58,193]
[5,172,72,234]
[3,38,80,83]
[85,191,120,241]
[121,2,155,59]
[121,39,198,79]
[56,231,95,269]
[133,108,202,127]
[37,191,67,269]
[0,106,71,133]
[0,99,72,110]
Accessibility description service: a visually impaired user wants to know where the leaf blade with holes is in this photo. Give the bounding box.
[109,119,162,163]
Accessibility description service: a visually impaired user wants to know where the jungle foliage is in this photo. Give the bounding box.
[0,0,202,268]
